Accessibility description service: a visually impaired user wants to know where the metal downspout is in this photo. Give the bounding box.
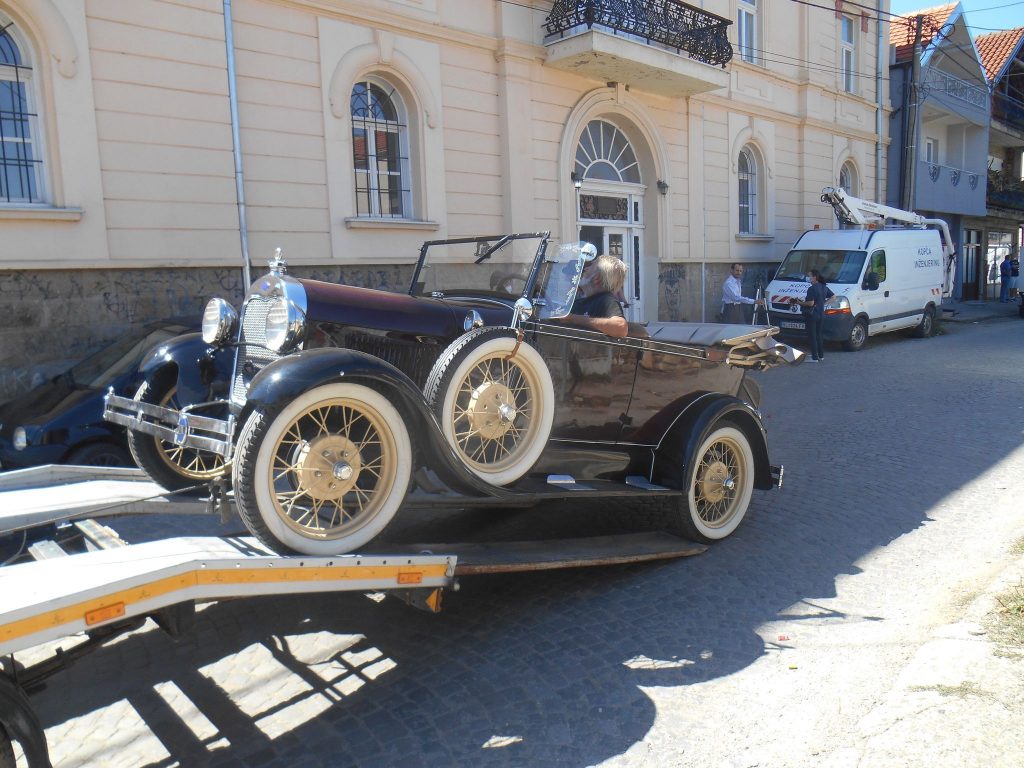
[875,4,884,203]
[224,0,252,290]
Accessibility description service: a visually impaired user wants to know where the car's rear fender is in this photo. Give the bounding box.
[242,347,501,497]
[653,394,775,491]
[138,332,233,404]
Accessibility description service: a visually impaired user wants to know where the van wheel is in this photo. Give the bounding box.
[913,306,935,338]
[844,319,867,352]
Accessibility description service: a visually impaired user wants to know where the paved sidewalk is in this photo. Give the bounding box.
[941,298,1021,323]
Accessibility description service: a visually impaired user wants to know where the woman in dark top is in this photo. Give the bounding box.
[790,269,834,362]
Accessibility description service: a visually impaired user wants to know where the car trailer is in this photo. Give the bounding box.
[0,466,705,767]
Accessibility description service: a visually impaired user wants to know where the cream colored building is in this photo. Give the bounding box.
[0,0,888,399]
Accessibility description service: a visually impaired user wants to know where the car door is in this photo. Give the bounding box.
[861,249,891,333]
[528,322,641,443]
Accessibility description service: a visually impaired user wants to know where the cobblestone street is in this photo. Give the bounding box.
[19,317,1024,767]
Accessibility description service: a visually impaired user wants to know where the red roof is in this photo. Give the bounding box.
[975,27,1024,83]
[890,3,958,63]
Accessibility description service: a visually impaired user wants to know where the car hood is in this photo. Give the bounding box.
[0,377,103,433]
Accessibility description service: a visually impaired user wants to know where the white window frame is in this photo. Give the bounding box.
[351,76,413,219]
[840,15,856,94]
[0,17,45,205]
[925,137,940,165]
[738,0,758,65]
[738,145,759,234]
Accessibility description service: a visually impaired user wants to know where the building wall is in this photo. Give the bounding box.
[0,0,889,401]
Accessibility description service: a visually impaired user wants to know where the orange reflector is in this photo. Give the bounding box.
[824,308,851,315]
[397,571,423,585]
[85,602,125,626]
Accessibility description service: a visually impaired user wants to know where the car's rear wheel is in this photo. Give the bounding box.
[127,372,227,491]
[912,306,936,338]
[844,318,868,352]
[233,382,412,555]
[425,328,554,487]
[67,441,131,467]
[657,423,755,543]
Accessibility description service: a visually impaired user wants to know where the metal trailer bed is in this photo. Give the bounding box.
[0,465,704,767]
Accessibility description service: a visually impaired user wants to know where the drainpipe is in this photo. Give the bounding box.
[224,0,252,291]
[875,3,884,203]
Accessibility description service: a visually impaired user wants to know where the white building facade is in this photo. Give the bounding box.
[0,0,888,399]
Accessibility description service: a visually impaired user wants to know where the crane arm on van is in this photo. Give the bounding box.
[821,187,956,296]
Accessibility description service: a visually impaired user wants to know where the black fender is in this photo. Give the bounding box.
[654,393,775,491]
[138,332,234,405]
[242,347,507,498]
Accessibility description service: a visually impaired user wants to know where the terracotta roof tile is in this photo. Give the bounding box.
[975,27,1024,83]
[890,3,958,63]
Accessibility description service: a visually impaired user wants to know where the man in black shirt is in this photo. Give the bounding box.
[561,254,628,338]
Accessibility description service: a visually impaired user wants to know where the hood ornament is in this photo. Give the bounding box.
[268,247,288,276]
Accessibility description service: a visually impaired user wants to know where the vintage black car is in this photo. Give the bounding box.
[105,233,801,556]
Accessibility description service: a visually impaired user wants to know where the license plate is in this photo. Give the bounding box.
[779,321,805,330]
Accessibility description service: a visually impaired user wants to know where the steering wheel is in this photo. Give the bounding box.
[495,275,528,295]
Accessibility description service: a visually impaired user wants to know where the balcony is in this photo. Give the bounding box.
[987,168,1024,212]
[543,0,732,98]
[920,66,989,125]
[915,160,986,215]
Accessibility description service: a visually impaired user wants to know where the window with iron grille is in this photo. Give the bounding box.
[0,18,43,204]
[351,78,411,218]
[738,146,758,233]
[839,161,857,196]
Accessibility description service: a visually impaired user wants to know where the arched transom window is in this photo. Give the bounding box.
[575,119,641,184]
[351,78,411,218]
[0,17,43,203]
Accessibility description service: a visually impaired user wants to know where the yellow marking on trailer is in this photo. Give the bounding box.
[0,563,449,645]
[397,571,423,585]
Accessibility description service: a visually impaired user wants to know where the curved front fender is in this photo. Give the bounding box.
[139,332,233,405]
[656,394,775,491]
[244,348,504,497]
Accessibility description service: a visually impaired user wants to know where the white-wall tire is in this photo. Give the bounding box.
[233,382,412,555]
[682,425,755,542]
[425,329,554,486]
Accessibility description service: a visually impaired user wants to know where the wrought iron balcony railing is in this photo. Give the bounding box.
[921,66,988,110]
[545,0,733,68]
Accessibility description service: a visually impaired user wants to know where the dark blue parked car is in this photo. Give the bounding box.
[0,319,198,470]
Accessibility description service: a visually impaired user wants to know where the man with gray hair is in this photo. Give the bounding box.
[561,253,628,338]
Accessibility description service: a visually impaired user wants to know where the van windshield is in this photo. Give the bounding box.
[775,249,866,285]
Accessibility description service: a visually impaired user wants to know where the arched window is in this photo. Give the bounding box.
[737,145,759,233]
[0,16,43,203]
[351,77,411,218]
[574,119,641,184]
[839,161,857,196]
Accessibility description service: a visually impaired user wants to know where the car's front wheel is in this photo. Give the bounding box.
[232,382,412,555]
[425,328,554,487]
[844,318,868,352]
[127,372,227,491]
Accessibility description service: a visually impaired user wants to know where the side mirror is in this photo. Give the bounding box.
[863,272,880,291]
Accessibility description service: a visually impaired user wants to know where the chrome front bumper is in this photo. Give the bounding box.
[103,390,236,458]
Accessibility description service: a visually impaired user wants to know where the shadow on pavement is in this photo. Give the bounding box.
[26,321,1024,767]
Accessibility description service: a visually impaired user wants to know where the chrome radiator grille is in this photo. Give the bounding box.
[231,297,281,405]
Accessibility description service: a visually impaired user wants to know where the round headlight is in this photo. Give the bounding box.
[264,297,304,352]
[201,297,238,345]
[13,426,27,451]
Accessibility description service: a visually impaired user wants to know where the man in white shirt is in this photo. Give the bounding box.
[721,263,764,323]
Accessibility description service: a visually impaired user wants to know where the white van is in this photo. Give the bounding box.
[765,227,947,351]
